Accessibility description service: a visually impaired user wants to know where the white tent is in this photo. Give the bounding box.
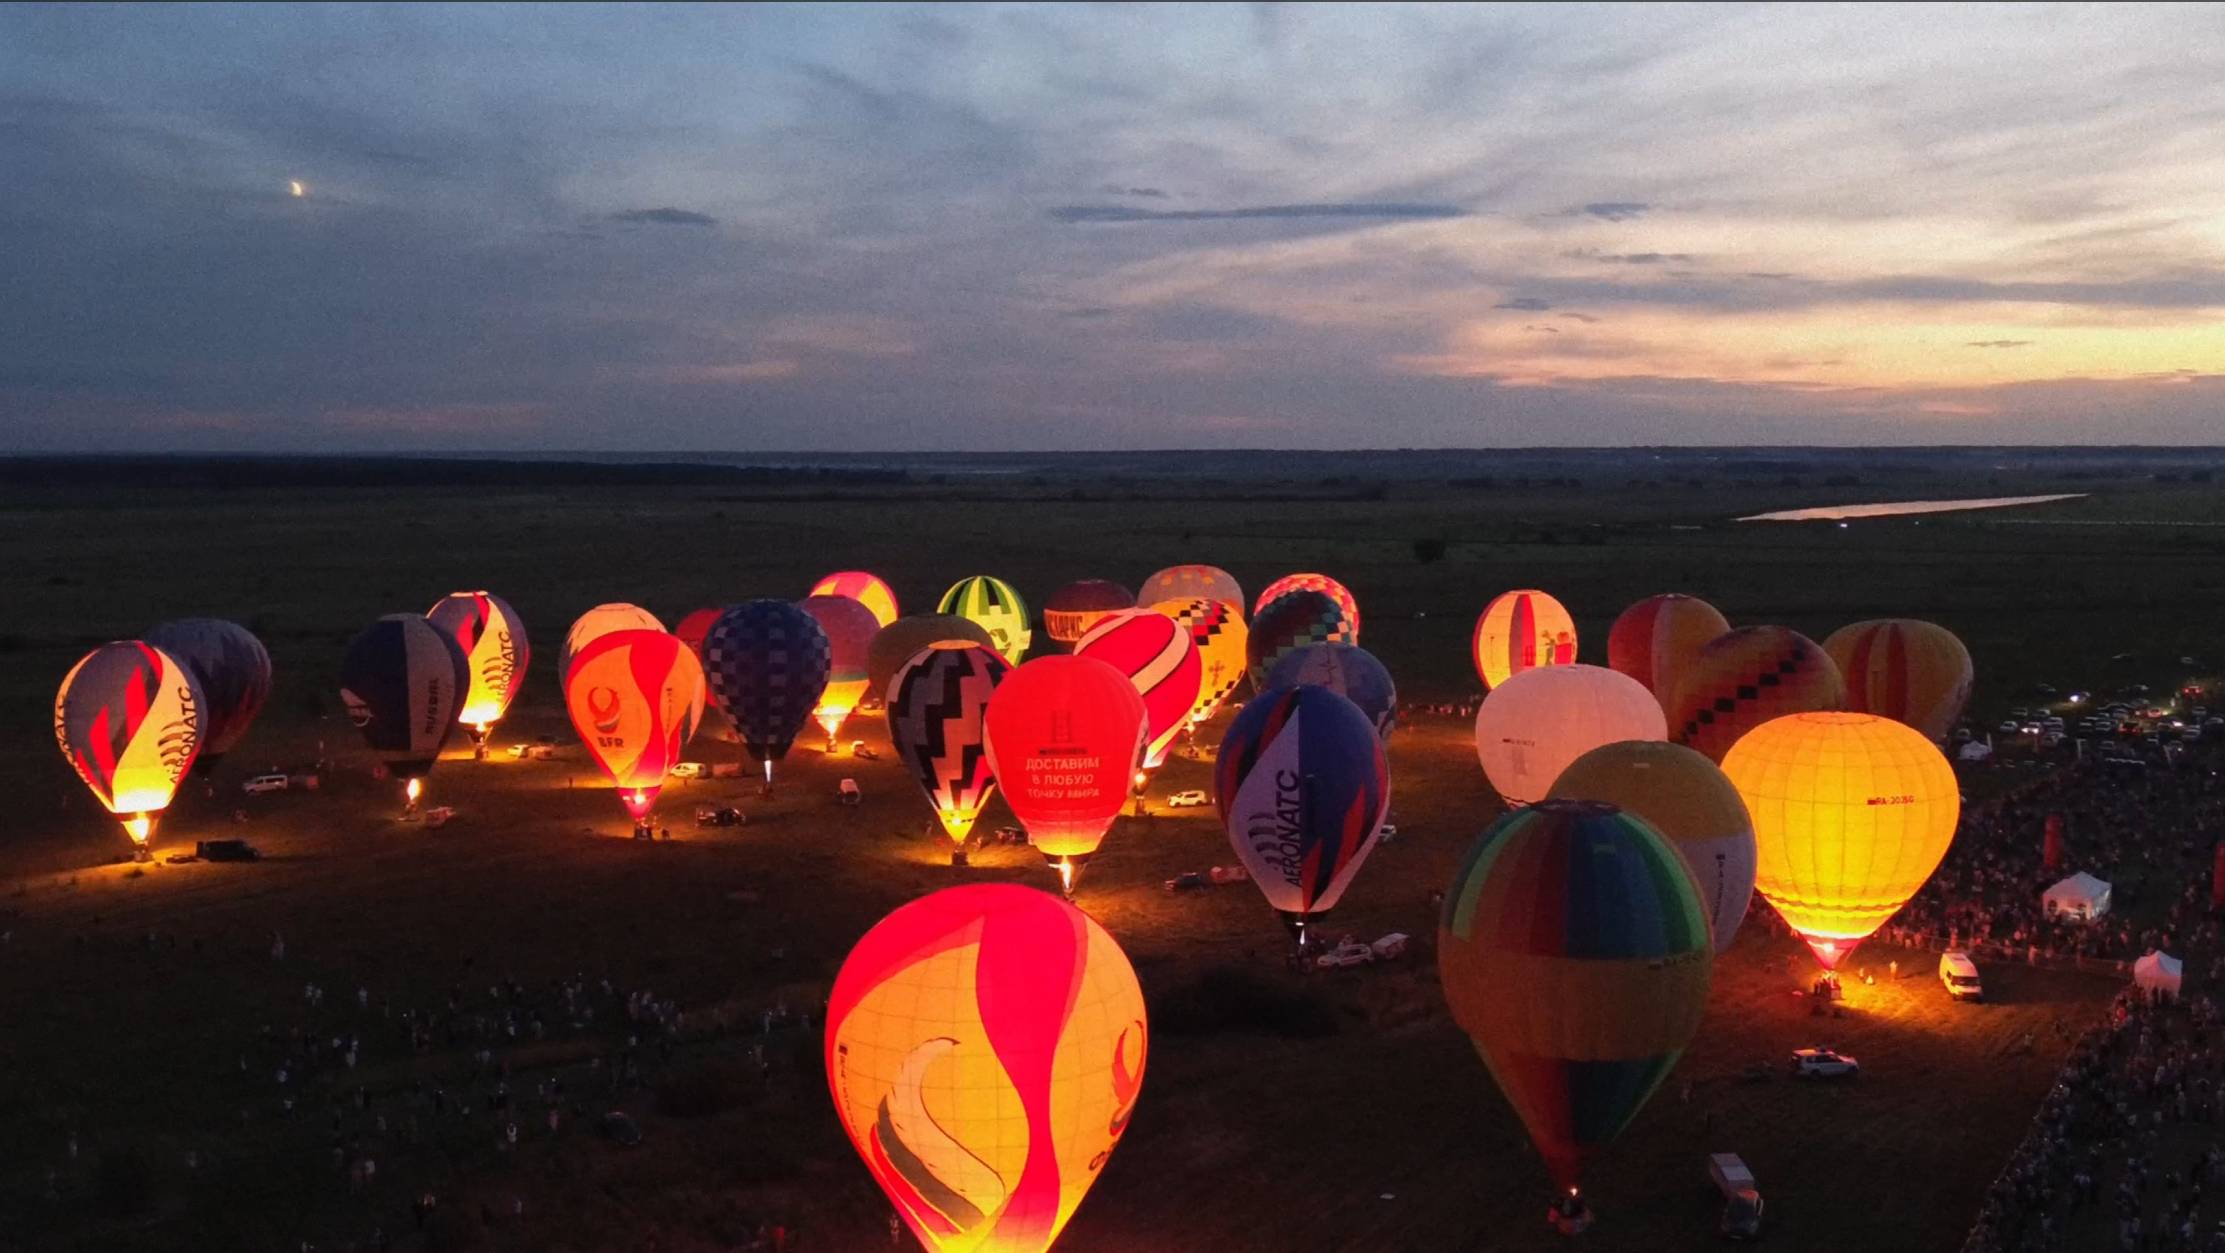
[2042,872,2112,922]
[2133,951,2184,1001]
[1957,741,1994,763]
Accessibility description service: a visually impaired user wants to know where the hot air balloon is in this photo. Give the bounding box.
[809,570,899,628]
[560,603,663,681]
[1152,598,1248,730]
[702,600,830,792]
[983,656,1146,895]
[939,575,1033,665]
[1075,609,1201,775]
[1474,665,1666,806]
[1668,626,1846,763]
[563,629,704,838]
[1254,573,1359,639]
[142,618,270,773]
[1217,685,1390,951]
[55,641,204,859]
[870,615,998,698]
[1439,800,1711,1215]
[426,590,530,757]
[801,594,884,749]
[826,884,1146,1253]
[1246,589,1352,689]
[673,607,720,656]
[1548,741,1756,953]
[340,614,469,813]
[1137,565,1244,615]
[1822,618,1974,742]
[1721,711,1959,970]
[887,643,1009,864]
[1264,642,1397,739]
[1471,589,1578,692]
[1607,594,1730,707]
[1042,580,1133,649]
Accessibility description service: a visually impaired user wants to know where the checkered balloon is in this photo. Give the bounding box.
[702,599,832,763]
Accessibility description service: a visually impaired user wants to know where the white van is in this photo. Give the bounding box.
[1939,951,1983,1002]
[242,774,289,795]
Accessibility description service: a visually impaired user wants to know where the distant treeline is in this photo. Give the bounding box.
[0,456,911,490]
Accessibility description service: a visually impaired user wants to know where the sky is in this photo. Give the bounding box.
[5,2,2225,452]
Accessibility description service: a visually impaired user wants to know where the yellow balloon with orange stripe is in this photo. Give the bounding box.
[564,629,705,829]
[1822,619,1973,742]
[1471,589,1578,691]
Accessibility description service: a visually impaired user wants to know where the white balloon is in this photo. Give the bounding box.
[1474,664,1666,804]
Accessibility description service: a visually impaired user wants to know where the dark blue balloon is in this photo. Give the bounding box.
[1215,683,1391,918]
[1264,642,1397,739]
[338,615,468,778]
[144,617,273,767]
[702,600,831,764]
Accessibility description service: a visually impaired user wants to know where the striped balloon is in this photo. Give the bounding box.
[809,570,900,628]
[1254,573,1358,639]
[561,603,664,685]
[887,643,1009,847]
[142,618,270,768]
[1245,590,1353,689]
[702,600,831,768]
[1667,626,1845,763]
[1823,619,1973,742]
[1471,589,1578,691]
[1439,800,1711,1195]
[1137,565,1244,615]
[1217,685,1390,923]
[1607,594,1729,706]
[340,614,470,778]
[1076,609,1201,768]
[55,641,204,846]
[938,574,1032,664]
[426,590,531,731]
[1153,597,1250,727]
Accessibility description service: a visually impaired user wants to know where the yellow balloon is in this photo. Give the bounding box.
[1471,589,1577,691]
[1548,740,1756,952]
[1721,712,1959,969]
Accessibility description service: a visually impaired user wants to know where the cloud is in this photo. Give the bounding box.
[1558,311,1601,323]
[609,207,718,227]
[1567,201,1651,222]
[1494,296,1551,311]
[1049,202,1466,224]
[1967,339,2033,348]
[1566,248,1694,265]
[1101,185,1170,199]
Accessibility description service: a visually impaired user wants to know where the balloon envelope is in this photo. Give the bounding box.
[1439,800,1711,1193]
[673,607,719,656]
[564,629,705,821]
[1075,609,1201,769]
[701,600,831,765]
[825,884,1147,1253]
[1246,589,1353,689]
[1471,589,1578,691]
[982,656,1146,859]
[561,603,664,681]
[810,570,900,628]
[939,575,1033,665]
[1474,665,1666,805]
[1668,626,1845,763]
[1137,565,1243,615]
[340,614,468,778]
[55,641,204,833]
[1722,711,1959,968]
[1607,594,1730,706]
[871,615,998,697]
[888,643,1010,845]
[1152,598,1248,727]
[1264,642,1397,739]
[1548,740,1756,953]
[1042,580,1134,647]
[1216,685,1390,918]
[142,617,269,766]
[1254,574,1358,639]
[802,594,885,737]
[1823,618,1974,742]
[426,591,530,728]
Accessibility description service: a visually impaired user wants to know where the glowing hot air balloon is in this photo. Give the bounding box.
[801,593,884,749]
[1668,626,1845,763]
[673,607,720,656]
[983,656,1146,895]
[1471,589,1578,691]
[888,643,1009,863]
[940,575,1033,665]
[1607,594,1730,707]
[1255,573,1358,638]
[1043,580,1134,649]
[560,603,663,682]
[1473,665,1666,806]
[870,615,997,698]
[1548,740,1756,952]
[1722,711,1960,969]
[826,884,1146,1253]
[142,618,270,773]
[1075,609,1200,773]
[1217,685,1390,951]
[1440,800,1711,1214]
[340,614,469,813]
[1137,565,1243,614]
[702,600,830,792]
[426,590,530,757]
[809,570,899,628]
[1152,598,1248,730]
[55,641,204,859]
[1822,618,1974,742]
[1264,641,1397,739]
[564,629,705,837]
[1246,589,1352,689]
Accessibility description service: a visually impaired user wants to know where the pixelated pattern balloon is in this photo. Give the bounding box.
[939,575,1033,665]
[340,614,469,778]
[1668,626,1845,763]
[1254,573,1359,639]
[426,591,530,729]
[1823,618,1974,742]
[1471,589,1578,691]
[1548,740,1756,953]
[1246,589,1353,689]
[55,641,204,820]
[1136,565,1244,616]
[888,643,1010,846]
[141,618,269,766]
[702,600,831,765]
[827,884,1147,1253]
[1216,685,1391,918]
[1075,609,1201,769]
[1607,594,1730,706]
[1153,598,1249,726]
[1264,642,1397,739]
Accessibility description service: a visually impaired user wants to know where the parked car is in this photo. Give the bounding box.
[196,838,261,863]
[694,806,745,827]
[989,825,1028,846]
[1376,823,1399,842]
[837,778,861,806]
[1369,933,1410,961]
[242,773,289,795]
[1166,789,1210,808]
[422,806,456,829]
[507,743,531,759]
[670,761,707,779]
[1939,951,1984,1002]
[849,740,880,760]
[1314,941,1376,970]
[1163,871,1208,893]
[527,745,556,761]
[1791,1047,1860,1078]
[1709,1153,1765,1241]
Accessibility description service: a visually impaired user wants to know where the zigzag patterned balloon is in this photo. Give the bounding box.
[887,642,1009,847]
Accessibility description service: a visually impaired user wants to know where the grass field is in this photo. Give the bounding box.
[1,454,2218,1251]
